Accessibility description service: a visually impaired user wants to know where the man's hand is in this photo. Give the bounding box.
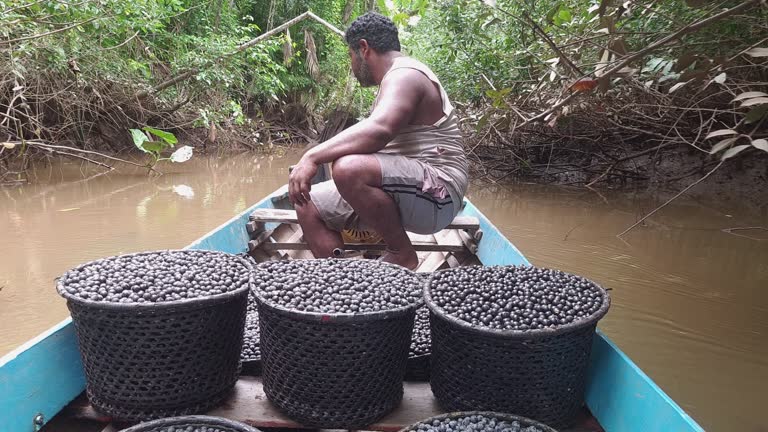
[288,157,318,206]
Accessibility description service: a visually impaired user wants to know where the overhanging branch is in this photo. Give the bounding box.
[135,11,345,99]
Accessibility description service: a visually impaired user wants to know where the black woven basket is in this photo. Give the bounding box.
[119,415,262,432]
[425,267,610,429]
[57,250,253,421]
[398,411,558,432]
[254,260,422,429]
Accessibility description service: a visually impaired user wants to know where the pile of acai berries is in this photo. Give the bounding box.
[59,250,251,303]
[407,414,549,432]
[409,306,431,357]
[148,427,242,432]
[240,292,261,361]
[254,259,422,314]
[429,265,605,331]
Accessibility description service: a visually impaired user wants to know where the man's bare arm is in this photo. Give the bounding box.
[303,68,424,165]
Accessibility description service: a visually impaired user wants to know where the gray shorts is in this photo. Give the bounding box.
[308,153,458,235]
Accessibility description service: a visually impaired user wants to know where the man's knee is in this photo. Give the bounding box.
[332,155,380,191]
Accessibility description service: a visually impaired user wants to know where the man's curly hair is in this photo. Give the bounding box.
[345,12,401,53]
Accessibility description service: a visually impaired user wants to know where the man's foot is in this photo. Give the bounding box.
[379,248,419,271]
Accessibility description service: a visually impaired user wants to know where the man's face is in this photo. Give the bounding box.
[349,46,375,87]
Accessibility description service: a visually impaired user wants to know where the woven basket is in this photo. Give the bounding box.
[425,267,610,429]
[254,260,422,429]
[57,250,253,421]
[398,411,558,432]
[119,415,262,432]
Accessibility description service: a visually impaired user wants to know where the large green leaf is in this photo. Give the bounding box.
[141,141,165,153]
[143,126,178,145]
[130,129,149,153]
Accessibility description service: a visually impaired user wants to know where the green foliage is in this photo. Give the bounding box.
[1,0,369,131]
[404,0,766,102]
[130,127,192,170]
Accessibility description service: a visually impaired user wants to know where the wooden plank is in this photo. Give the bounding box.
[249,209,479,231]
[247,229,274,252]
[445,254,461,269]
[248,249,275,263]
[249,208,301,223]
[456,229,478,254]
[246,221,265,236]
[269,223,297,259]
[262,242,465,253]
[416,251,447,273]
[284,226,314,260]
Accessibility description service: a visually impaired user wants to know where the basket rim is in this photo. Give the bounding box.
[397,410,558,432]
[424,265,610,339]
[118,415,262,432]
[56,249,254,310]
[252,259,424,323]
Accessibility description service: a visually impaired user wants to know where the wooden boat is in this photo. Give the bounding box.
[0,185,704,432]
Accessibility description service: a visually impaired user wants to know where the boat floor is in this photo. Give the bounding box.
[45,374,604,432]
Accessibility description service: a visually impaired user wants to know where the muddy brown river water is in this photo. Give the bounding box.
[1,152,766,431]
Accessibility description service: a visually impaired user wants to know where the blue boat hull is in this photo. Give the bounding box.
[0,186,704,432]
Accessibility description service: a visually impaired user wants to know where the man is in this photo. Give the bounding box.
[288,12,468,270]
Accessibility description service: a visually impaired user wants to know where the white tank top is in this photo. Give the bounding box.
[374,57,469,206]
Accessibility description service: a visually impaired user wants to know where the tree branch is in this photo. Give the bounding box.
[135,11,345,99]
[617,161,725,237]
[599,0,762,85]
[0,17,101,46]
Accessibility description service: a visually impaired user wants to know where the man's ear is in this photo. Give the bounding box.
[358,39,370,57]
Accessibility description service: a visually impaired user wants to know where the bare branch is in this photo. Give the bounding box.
[617,161,725,237]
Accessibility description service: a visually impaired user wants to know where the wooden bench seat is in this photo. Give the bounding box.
[249,208,480,231]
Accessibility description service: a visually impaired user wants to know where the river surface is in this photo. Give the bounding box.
[1,152,766,432]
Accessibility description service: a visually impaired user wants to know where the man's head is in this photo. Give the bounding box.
[345,13,401,87]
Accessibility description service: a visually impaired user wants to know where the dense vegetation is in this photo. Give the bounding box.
[2,0,767,196]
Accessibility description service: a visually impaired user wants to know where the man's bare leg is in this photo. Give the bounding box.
[295,201,344,258]
[331,154,418,270]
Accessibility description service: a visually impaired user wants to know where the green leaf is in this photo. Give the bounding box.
[143,126,178,145]
[709,137,738,154]
[733,91,768,102]
[745,105,768,124]
[705,129,737,139]
[393,12,410,26]
[745,48,768,58]
[751,139,768,153]
[377,0,391,16]
[130,129,149,153]
[141,141,165,153]
[741,97,768,107]
[721,145,750,160]
[476,113,492,131]
[558,9,572,23]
